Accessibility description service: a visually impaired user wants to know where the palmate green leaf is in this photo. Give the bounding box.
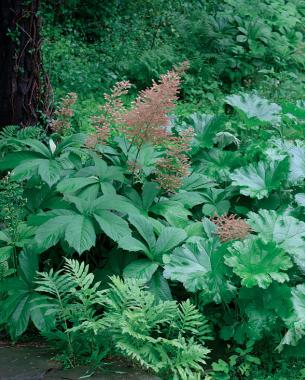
[0,246,13,263]
[181,173,216,192]
[118,235,150,255]
[186,113,225,149]
[164,240,235,303]
[288,146,305,184]
[147,269,172,302]
[295,193,305,207]
[93,194,140,215]
[230,158,289,199]
[37,159,62,187]
[278,284,305,350]
[64,215,96,254]
[201,188,231,217]
[247,209,305,271]
[123,259,159,282]
[16,139,52,157]
[57,177,98,193]
[128,214,156,249]
[151,200,191,228]
[154,227,187,259]
[93,210,131,242]
[225,237,292,289]
[10,157,63,187]
[0,250,54,339]
[226,93,282,124]
[35,214,73,251]
[0,151,43,170]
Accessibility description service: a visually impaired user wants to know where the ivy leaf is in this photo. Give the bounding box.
[226,93,282,124]
[225,237,292,289]
[248,209,305,271]
[231,158,288,199]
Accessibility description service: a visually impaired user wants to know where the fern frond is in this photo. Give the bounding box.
[64,259,94,291]
[36,269,74,301]
[177,300,213,343]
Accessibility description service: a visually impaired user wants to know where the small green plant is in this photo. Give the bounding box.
[35,259,212,378]
[207,341,260,380]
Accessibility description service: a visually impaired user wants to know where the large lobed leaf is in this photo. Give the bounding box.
[225,237,292,289]
[231,158,288,199]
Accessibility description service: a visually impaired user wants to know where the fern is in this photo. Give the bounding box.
[0,125,45,154]
[36,264,212,378]
[175,300,213,344]
[101,276,211,379]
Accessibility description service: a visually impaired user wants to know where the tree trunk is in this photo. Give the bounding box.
[0,0,50,128]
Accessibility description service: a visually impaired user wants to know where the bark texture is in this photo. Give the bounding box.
[0,0,49,128]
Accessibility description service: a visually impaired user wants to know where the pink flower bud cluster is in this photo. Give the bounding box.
[212,214,251,242]
[155,128,194,193]
[51,92,77,134]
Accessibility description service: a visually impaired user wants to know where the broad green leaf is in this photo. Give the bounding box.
[164,240,235,303]
[0,151,43,170]
[142,182,160,210]
[38,159,62,187]
[172,191,204,208]
[151,200,191,228]
[288,146,305,183]
[117,235,150,255]
[57,177,98,193]
[186,113,225,149]
[64,215,96,254]
[0,250,53,339]
[226,93,282,124]
[181,173,216,191]
[94,210,131,242]
[295,193,305,207]
[225,237,292,289]
[18,139,51,158]
[231,158,288,199]
[0,246,13,263]
[154,227,187,257]
[128,214,156,249]
[123,259,158,282]
[278,284,305,350]
[56,133,87,153]
[35,215,72,251]
[93,194,139,215]
[201,188,231,216]
[147,269,172,302]
[248,209,305,270]
[10,159,41,181]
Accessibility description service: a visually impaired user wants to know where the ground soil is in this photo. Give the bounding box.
[0,343,159,380]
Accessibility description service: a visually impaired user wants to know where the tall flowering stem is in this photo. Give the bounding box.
[51,92,77,134]
[86,81,131,148]
[155,128,194,193]
[121,69,181,147]
[88,62,192,193]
